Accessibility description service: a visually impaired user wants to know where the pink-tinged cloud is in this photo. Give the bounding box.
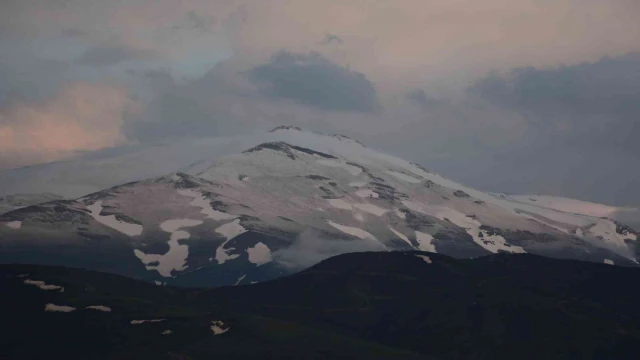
[0,83,140,168]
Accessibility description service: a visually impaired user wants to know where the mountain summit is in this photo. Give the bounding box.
[0,128,638,286]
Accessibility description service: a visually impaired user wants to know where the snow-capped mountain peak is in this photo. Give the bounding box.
[0,127,638,287]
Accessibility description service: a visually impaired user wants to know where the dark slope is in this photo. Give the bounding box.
[3,253,640,359]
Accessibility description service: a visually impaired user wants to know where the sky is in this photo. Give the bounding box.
[1,0,639,206]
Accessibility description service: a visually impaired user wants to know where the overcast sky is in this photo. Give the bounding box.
[1,0,639,206]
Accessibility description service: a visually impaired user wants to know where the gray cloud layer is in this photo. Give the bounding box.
[248,50,378,113]
[1,0,640,208]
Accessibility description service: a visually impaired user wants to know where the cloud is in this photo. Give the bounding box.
[0,83,140,169]
[76,43,160,67]
[470,53,640,155]
[247,50,378,113]
[318,33,343,45]
[272,228,387,269]
[457,53,640,205]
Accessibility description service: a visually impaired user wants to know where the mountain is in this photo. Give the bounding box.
[0,193,62,215]
[0,127,638,287]
[3,252,640,360]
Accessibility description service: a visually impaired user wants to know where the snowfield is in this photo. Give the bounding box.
[5,221,21,229]
[24,279,64,292]
[1,126,638,287]
[134,218,203,277]
[45,304,75,312]
[210,321,229,335]
[87,201,143,236]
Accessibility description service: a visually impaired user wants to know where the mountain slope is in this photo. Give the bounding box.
[2,252,640,360]
[0,127,638,287]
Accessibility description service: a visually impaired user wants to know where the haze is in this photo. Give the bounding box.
[1,0,639,206]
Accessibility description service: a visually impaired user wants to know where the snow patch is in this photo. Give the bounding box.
[327,220,383,248]
[215,219,247,264]
[587,219,636,251]
[604,259,614,265]
[211,321,229,335]
[349,181,367,188]
[389,227,412,247]
[45,304,75,312]
[327,198,352,211]
[235,274,246,286]
[24,279,64,292]
[316,159,362,176]
[353,203,387,216]
[356,189,378,198]
[177,189,237,221]
[87,201,143,236]
[86,305,111,312]
[133,218,202,277]
[415,254,433,264]
[162,330,173,335]
[395,209,406,219]
[5,221,21,229]
[131,319,165,324]
[403,201,525,254]
[159,218,203,233]
[415,231,437,252]
[385,171,422,183]
[247,242,273,266]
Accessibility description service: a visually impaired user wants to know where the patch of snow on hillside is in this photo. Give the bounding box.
[211,320,229,335]
[385,171,422,183]
[87,201,143,236]
[415,254,433,264]
[353,203,387,216]
[247,242,272,266]
[415,231,437,252]
[604,259,614,265]
[389,227,412,247]
[587,219,636,251]
[327,198,352,210]
[327,220,382,246]
[316,159,362,176]
[235,274,246,285]
[395,210,406,219]
[86,305,111,312]
[134,218,202,277]
[354,213,364,221]
[403,201,525,254]
[510,195,620,218]
[24,279,64,292]
[178,189,237,221]
[356,189,378,198]
[215,219,247,264]
[159,218,203,232]
[162,330,173,335]
[131,319,165,324]
[45,304,75,312]
[349,181,367,188]
[5,221,21,229]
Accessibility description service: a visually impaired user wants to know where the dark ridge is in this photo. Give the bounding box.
[243,142,297,160]
[423,180,436,188]
[346,162,385,182]
[453,190,471,198]
[244,142,338,160]
[269,125,302,132]
[288,144,338,159]
[305,175,331,181]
